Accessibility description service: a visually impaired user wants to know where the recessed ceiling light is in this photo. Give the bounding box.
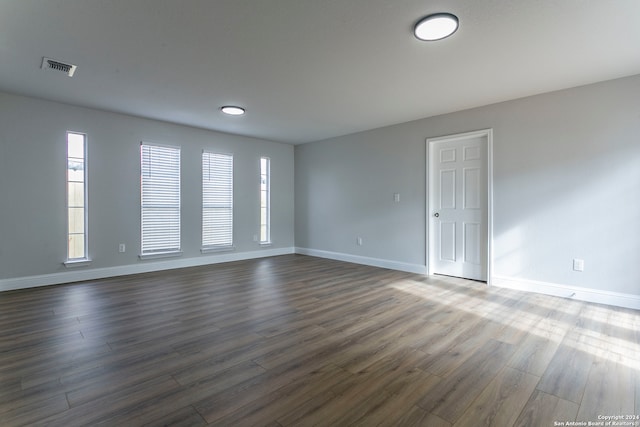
[220,106,245,116]
[414,13,459,41]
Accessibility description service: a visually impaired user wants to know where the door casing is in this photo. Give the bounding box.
[426,129,494,284]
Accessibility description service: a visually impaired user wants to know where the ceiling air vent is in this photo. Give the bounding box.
[41,57,77,77]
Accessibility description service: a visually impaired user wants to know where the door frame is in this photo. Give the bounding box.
[426,128,494,285]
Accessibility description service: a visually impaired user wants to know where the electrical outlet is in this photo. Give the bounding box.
[357,237,363,246]
[573,258,584,272]
[393,193,400,203]
[118,243,126,253]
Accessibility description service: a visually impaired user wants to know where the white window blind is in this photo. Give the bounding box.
[260,157,271,244]
[141,143,181,255]
[202,151,233,248]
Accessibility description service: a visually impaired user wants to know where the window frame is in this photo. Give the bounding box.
[64,131,91,267]
[201,150,234,252]
[260,156,271,245]
[139,142,182,259]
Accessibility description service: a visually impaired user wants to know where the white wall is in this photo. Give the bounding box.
[295,74,640,306]
[0,92,295,289]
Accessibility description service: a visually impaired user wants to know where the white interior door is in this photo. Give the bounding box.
[428,131,490,281]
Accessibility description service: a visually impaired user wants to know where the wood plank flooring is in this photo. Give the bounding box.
[0,254,638,426]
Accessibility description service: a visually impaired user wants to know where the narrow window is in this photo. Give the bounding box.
[140,143,181,256]
[202,151,233,249]
[260,157,271,244]
[67,132,88,261]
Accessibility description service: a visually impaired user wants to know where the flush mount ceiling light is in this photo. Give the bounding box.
[220,106,245,116]
[414,13,459,41]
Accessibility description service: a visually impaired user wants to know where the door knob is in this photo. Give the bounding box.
[434,212,440,218]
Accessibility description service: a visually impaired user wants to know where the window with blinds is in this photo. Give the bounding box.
[140,143,181,255]
[260,157,271,244]
[202,151,233,248]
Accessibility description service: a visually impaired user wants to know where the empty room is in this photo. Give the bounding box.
[1,1,639,426]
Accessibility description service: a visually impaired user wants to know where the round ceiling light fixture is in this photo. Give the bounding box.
[414,13,459,41]
[220,105,246,116]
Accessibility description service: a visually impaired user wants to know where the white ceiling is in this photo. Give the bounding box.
[1,0,639,144]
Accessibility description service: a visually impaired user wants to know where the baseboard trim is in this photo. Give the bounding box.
[492,275,640,310]
[7,249,636,310]
[0,247,295,292]
[293,249,640,310]
[295,247,427,275]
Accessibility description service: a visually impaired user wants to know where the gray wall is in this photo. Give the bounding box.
[295,74,640,296]
[2,74,639,300]
[0,92,294,281]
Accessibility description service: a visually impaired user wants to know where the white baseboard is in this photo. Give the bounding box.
[295,247,427,275]
[293,250,639,310]
[492,275,640,311]
[0,247,295,292]
[6,249,637,311]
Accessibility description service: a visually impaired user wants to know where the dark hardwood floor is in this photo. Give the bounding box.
[0,254,638,426]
